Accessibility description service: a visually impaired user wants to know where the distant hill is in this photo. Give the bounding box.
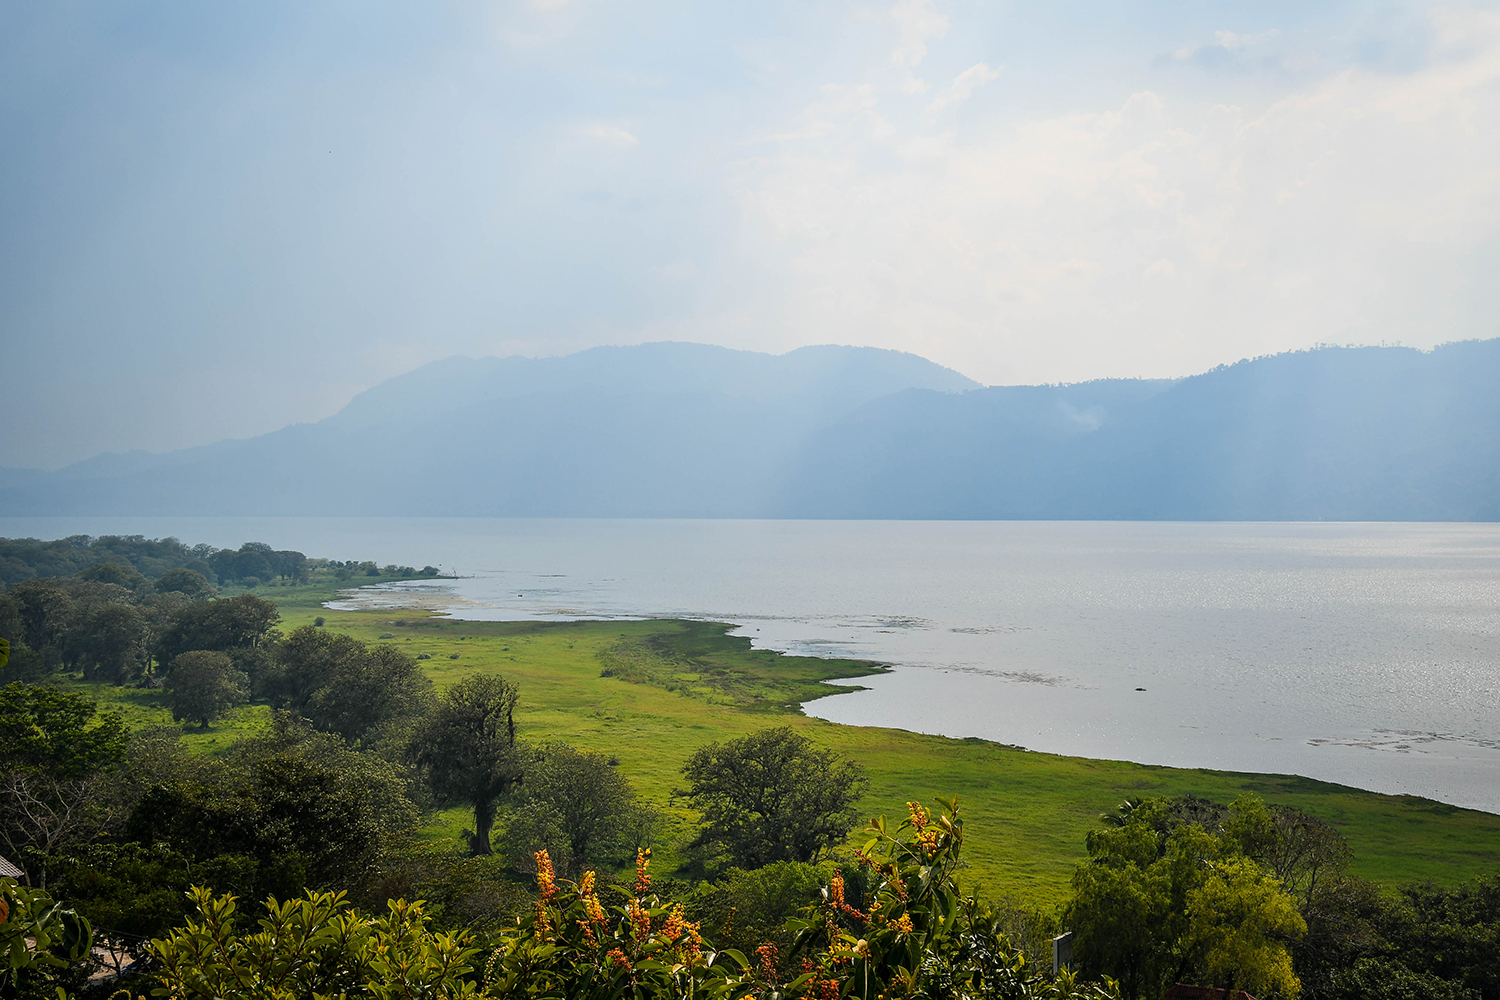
[3,339,1498,520]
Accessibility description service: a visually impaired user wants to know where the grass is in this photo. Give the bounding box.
[63,579,1500,908]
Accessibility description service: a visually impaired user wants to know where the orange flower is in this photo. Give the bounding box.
[535,849,557,903]
[829,872,867,923]
[634,846,652,896]
[893,913,914,935]
[584,894,607,925]
[661,903,687,942]
[755,942,780,983]
[627,898,650,943]
[907,801,930,830]
[607,947,633,971]
[533,903,554,940]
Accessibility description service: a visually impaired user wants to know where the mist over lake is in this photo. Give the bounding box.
[8,515,1497,813]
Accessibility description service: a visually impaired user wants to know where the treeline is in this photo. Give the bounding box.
[0,533,440,587]
[0,538,440,687]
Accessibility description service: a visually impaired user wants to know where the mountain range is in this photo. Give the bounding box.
[4,339,1498,520]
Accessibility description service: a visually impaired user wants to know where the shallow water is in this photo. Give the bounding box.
[6,516,1498,812]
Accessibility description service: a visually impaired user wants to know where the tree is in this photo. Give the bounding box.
[124,752,384,900]
[0,683,129,878]
[155,593,281,666]
[0,682,129,778]
[74,601,151,683]
[76,561,147,589]
[679,726,867,868]
[411,674,523,856]
[1184,856,1307,998]
[506,742,646,876]
[5,578,72,667]
[271,550,308,582]
[269,625,434,743]
[1067,795,1307,1000]
[164,651,248,728]
[155,567,216,600]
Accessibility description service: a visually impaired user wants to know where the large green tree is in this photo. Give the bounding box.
[154,567,216,600]
[125,751,383,901]
[74,601,151,684]
[164,651,248,729]
[679,726,867,868]
[268,626,433,743]
[0,682,129,779]
[1067,795,1307,1000]
[505,741,645,876]
[411,674,523,856]
[155,593,281,666]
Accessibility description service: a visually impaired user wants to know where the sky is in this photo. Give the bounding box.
[4,0,1499,469]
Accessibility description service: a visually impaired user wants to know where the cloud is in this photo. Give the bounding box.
[890,0,947,69]
[730,9,1500,385]
[1215,29,1280,51]
[575,123,639,146]
[928,62,1000,112]
[1170,27,1282,66]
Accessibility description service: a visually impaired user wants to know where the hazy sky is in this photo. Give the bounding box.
[4,1,1499,468]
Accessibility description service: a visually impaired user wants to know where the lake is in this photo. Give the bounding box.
[5,516,1498,812]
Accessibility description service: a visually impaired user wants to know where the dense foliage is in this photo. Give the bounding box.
[680,727,868,869]
[135,802,1118,1000]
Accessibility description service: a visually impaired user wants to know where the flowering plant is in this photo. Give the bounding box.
[484,847,753,1000]
[782,800,1120,1000]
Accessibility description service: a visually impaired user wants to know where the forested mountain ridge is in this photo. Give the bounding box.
[4,339,1498,519]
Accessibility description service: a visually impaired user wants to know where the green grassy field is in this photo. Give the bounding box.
[64,578,1500,907]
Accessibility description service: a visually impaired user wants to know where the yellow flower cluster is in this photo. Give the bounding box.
[893,913,914,935]
[535,849,557,903]
[634,846,652,896]
[907,801,930,830]
[627,898,650,944]
[583,893,607,926]
[661,903,703,961]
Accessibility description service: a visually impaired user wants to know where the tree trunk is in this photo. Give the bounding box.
[472,799,495,855]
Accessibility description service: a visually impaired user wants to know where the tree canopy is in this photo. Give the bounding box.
[505,741,646,877]
[1067,795,1308,1000]
[267,625,433,743]
[680,726,867,868]
[164,650,248,729]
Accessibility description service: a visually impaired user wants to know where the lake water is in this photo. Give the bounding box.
[5,517,1499,813]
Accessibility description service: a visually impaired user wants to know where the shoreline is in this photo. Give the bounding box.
[328,580,1500,818]
[56,574,1500,901]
